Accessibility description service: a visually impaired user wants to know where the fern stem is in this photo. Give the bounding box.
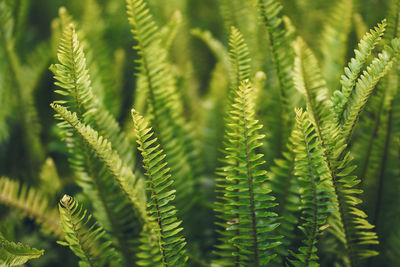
[241,84,259,267]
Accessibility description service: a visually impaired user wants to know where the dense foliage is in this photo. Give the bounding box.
[0,0,400,266]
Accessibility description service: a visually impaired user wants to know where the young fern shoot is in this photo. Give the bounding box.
[132,109,188,267]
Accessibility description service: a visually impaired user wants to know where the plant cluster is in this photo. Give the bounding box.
[0,0,400,266]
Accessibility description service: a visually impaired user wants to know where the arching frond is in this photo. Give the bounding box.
[340,38,400,143]
[50,22,135,169]
[51,103,145,265]
[0,177,63,239]
[132,109,188,267]
[58,195,121,267]
[0,233,44,266]
[333,20,386,125]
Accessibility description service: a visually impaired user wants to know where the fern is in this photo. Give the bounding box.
[0,177,63,239]
[132,109,188,266]
[289,108,337,267]
[333,20,386,126]
[340,37,400,143]
[58,195,121,267]
[50,22,134,170]
[213,27,252,266]
[127,0,197,213]
[215,80,280,266]
[51,103,145,265]
[0,233,44,266]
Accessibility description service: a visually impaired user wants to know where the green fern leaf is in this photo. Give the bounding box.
[0,233,44,266]
[58,195,121,267]
[127,0,198,212]
[132,109,188,267]
[51,103,146,265]
[216,80,280,266]
[340,37,400,143]
[333,20,386,126]
[50,22,135,169]
[289,108,337,267]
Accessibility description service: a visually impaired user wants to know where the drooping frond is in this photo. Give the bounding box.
[132,109,188,266]
[0,233,44,266]
[215,80,280,266]
[50,22,135,169]
[257,0,296,156]
[51,103,147,222]
[0,177,63,239]
[289,108,337,267]
[340,38,400,143]
[320,0,354,92]
[51,103,145,265]
[127,0,198,212]
[58,195,121,267]
[333,20,386,125]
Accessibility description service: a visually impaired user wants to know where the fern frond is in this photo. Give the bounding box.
[51,103,145,265]
[58,195,121,267]
[213,28,253,266]
[289,108,337,267]
[51,103,147,222]
[127,0,198,213]
[257,0,296,156]
[50,22,135,169]
[228,27,251,92]
[0,233,44,266]
[333,19,386,125]
[340,38,400,143]
[0,177,63,239]
[215,80,280,266]
[132,109,188,267]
